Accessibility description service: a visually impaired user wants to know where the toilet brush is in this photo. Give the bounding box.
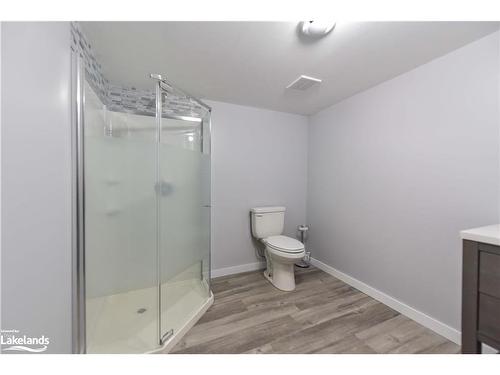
[295,225,310,268]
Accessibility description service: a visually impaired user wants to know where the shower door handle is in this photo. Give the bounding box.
[154,180,173,196]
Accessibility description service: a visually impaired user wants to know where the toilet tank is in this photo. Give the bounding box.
[250,206,286,239]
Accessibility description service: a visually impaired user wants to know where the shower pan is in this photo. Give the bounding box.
[72,55,213,353]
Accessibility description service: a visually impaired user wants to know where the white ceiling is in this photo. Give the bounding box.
[81,22,499,115]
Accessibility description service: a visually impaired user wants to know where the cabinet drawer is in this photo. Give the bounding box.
[478,293,500,343]
[479,251,500,299]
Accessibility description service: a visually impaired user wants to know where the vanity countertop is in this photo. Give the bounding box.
[460,224,500,246]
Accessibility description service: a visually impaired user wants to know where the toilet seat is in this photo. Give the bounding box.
[265,235,304,254]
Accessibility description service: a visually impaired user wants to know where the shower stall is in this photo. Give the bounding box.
[72,55,213,353]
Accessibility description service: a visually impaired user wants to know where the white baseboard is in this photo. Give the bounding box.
[211,261,265,278]
[310,257,461,345]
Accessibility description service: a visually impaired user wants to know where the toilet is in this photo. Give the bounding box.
[250,206,305,291]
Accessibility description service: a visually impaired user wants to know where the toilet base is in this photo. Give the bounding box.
[263,261,297,292]
[294,260,310,268]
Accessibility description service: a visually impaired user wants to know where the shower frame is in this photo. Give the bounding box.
[71,53,213,354]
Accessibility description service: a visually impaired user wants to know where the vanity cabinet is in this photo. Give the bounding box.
[462,239,500,353]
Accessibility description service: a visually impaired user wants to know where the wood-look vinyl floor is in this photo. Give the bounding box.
[171,266,460,354]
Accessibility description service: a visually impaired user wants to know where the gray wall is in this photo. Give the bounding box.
[1,22,73,353]
[207,100,308,271]
[307,31,500,331]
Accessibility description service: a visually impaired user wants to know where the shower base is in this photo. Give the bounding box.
[86,266,212,354]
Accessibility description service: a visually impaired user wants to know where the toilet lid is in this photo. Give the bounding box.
[266,235,304,253]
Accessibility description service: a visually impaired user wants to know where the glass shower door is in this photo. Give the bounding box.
[158,89,211,344]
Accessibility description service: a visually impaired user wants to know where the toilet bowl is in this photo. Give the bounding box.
[250,207,305,291]
[263,235,305,291]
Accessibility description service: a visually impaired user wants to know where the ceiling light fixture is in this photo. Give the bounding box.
[299,21,336,38]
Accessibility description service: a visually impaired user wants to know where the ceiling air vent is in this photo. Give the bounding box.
[286,75,322,91]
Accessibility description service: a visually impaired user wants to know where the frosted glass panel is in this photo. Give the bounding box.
[84,82,158,353]
[159,116,211,340]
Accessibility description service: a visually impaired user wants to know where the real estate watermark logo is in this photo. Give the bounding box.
[1,329,50,353]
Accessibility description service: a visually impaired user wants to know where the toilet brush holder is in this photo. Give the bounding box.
[295,225,310,268]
